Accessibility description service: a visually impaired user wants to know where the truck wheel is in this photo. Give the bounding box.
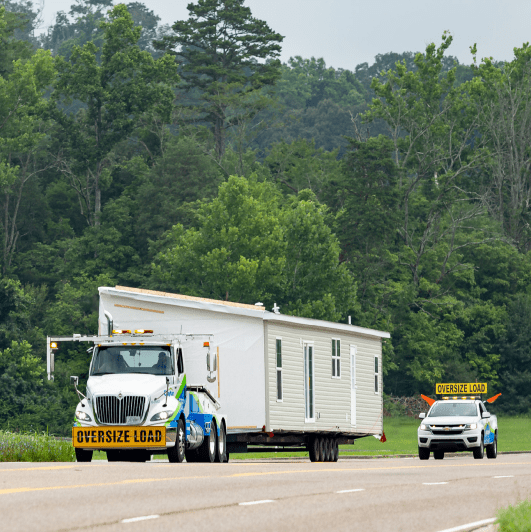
[198,420,217,463]
[309,437,320,462]
[216,421,227,463]
[486,432,498,459]
[332,439,339,462]
[75,449,93,462]
[473,435,485,459]
[185,449,199,463]
[168,418,186,463]
[433,450,444,460]
[418,447,430,460]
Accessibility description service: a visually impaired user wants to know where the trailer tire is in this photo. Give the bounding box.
[433,450,444,460]
[309,437,320,462]
[473,435,484,459]
[75,449,93,462]
[168,418,186,463]
[486,432,497,459]
[332,439,339,462]
[216,421,227,463]
[198,419,217,463]
[418,447,430,460]
[319,437,326,462]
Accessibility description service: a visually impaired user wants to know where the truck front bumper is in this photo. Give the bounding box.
[418,430,481,452]
[72,425,176,450]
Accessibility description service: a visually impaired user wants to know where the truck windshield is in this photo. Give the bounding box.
[91,346,173,376]
[429,402,478,417]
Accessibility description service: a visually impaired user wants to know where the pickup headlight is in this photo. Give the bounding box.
[420,424,429,431]
[76,410,92,422]
[150,410,174,422]
[465,423,477,430]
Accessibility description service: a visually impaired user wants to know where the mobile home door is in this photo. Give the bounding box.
[350,345,357,426]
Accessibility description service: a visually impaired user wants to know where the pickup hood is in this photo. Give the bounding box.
[424,416,478,425]
[87,374,167,398]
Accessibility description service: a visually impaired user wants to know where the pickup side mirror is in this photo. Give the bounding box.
[70,376,79,386]
[419,413,426,419]
[482,411,490,418]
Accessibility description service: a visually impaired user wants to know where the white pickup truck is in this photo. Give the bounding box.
[417,397,497,460]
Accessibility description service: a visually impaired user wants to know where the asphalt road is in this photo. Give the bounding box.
[1,454,530,532]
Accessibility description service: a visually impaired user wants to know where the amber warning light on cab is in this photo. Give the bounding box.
[435,383,487,395]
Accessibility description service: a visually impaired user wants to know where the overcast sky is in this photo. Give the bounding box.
[36,0,531,70]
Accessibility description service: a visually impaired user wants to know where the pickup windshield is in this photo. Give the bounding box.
[91,346,173,376]
[429,402,478,417]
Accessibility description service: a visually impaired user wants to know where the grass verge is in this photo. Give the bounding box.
[0,431,75,462]
[496,500,531,531]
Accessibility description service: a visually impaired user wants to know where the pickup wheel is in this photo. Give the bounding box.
[168,418,186,463]
[433,450,444,460]
[216,421,227,463]
[75,449,93,462]
[473,434,485,459]
[486,432,498,459]
[198,419,217,463]
[418,447,430,460]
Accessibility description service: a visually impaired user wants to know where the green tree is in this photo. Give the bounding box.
[52,4,177,226]
[155,0,284,160]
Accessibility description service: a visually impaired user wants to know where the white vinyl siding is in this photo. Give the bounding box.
[276,338,283,402]
[332,338,341,378]
[266,323,383,435]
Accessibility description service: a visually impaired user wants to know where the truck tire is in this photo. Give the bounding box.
[486,432,497,459]
[433,450,444,460]
[197,419,217,463]
[473,434,485,459]
[323,438,330,462]
[216,421,227,463]
[309,436,320,462]
[75,449,93,462]
[185,449,199,463]
[168,418,186,463]
[332,439,339,462]
[418,447,430,460]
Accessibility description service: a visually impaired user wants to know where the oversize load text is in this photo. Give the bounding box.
[435,383,487,395]
[73,427,165,447]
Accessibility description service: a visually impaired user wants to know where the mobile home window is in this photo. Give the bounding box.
[374,355,379,393]
[332,339,341,378]
[276,338,282,401]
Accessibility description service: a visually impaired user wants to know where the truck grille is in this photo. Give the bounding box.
[95,395,146,425]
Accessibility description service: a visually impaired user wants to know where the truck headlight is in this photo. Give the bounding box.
[420,424,429,431]
[150,410,174,422]
[76,410,92,422]
[465,423,477,430]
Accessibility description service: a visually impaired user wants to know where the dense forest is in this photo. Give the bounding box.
[1,0,531,435]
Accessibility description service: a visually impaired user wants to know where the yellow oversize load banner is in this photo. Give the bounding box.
[72,426,165,448]
[436,383,487,395]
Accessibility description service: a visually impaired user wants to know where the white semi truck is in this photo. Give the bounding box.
[47,286,391,463]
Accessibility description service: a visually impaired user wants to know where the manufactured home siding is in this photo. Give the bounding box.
[266,321,382,435]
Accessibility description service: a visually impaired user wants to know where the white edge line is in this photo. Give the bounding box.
[435,517,496,532]
[336,489,365,493]
[121,515,159,523]
[423,482,448,485]
[494,475,514,478]
[239,500,275,506]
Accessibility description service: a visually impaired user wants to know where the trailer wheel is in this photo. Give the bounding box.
[309,437,320,462]
[168,418,186,463]
[473,435,484,459]
[319,437,325,462]
[418,447,430,460]
[433,450,444,460]
[486,432,497,459]
[198,419,217,463]
[332,439,339,462]
[324,438,332,462]
[75,449,93,462]
[216,421,227,463]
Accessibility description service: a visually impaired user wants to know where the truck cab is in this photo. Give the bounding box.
[417,397,498,460]
[54,331,228,463]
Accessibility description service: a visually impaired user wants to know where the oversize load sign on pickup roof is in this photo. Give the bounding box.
[72,427,165,448]
[436,383,487,395]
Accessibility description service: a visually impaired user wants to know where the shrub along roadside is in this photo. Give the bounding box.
[0,431,75,462]
[496,500,531,531]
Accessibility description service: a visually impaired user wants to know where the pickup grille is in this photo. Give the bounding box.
[430,424,464,435]
[95,395,146,425]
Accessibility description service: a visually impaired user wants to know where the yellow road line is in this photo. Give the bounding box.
[1,461,529,496]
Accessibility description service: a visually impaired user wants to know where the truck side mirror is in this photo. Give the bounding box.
[70,376,79,386]
[419,413,426,419]
[482,411,490,418]
[177,350,184,375]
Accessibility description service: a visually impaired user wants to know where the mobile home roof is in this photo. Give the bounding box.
[100,286,390,339]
